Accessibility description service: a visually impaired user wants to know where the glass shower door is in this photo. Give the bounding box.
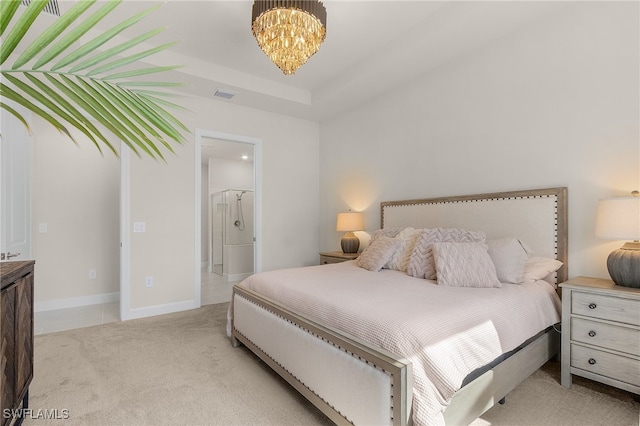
[210,193,224,275]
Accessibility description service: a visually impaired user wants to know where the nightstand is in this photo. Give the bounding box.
[319,251,358,265]
[560,277,640,395]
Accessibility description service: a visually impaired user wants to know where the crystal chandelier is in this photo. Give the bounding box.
[251,1,327,75]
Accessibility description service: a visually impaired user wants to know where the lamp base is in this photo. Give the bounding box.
[341,232,360,254]
[607,243,640,288]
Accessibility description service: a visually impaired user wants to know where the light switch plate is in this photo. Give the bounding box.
[133,222,146,233]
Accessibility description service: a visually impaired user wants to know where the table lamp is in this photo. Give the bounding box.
[336,212,364,254]
[595,190,640,287]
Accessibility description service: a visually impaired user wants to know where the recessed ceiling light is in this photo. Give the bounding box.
[213,88,238,100]
[242,155,249,160]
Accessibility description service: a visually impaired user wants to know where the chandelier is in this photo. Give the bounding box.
[251,1,327,75]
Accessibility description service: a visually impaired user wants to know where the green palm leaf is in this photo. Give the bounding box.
[0,101,31,132]
[52,3,162,71]
[12,0,97,69]
[24,73,113,154]
[0,0,189,159]
[0,0,22,37]
[71,29,168,74]
[0,81,74,141]
[32,0,121,69]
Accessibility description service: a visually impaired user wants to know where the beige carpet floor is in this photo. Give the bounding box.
[23,303,639,426]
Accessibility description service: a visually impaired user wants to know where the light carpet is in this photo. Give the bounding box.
[23,303,639,426]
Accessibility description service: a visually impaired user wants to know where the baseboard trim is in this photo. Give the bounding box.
[122,299,198,321]
[35,292,120,312]
[223,272,252,282]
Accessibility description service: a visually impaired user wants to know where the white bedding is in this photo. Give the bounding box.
[230,261,561,426]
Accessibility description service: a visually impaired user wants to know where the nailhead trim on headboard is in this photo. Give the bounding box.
[380,187,568,283]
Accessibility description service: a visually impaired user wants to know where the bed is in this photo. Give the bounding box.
[228,187,568,425]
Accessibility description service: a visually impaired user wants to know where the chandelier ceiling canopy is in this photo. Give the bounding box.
[251,1,327,75]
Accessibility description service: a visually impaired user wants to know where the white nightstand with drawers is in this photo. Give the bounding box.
[560,277,640,395]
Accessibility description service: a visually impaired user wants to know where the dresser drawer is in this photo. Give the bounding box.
[571,344,640,387]
[572,291,640,326]
[571,317,640,356]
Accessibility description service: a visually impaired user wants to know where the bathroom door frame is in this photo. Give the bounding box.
[194,129,262,306]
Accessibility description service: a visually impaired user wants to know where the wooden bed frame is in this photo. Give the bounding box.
[231,187,568,425]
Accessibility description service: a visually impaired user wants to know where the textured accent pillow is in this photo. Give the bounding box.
[432,242,501,288]
[522,256,563,283]
[370,228,402,243]
[384,227,421,272]
[486,238,530,284]
[407,228,486,279]
[357,237,402,272]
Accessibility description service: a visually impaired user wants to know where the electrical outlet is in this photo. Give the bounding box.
[89,269,97,279]
[145,276,153,287]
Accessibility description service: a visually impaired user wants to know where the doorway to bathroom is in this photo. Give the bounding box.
[209,189,254,280]
[195,129,262,306]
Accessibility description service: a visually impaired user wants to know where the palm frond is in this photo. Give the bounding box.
[0,101,31,133]
[0,0,48,64]
[24,73,111,153]
[71,29,168,74]
[0,0,22,37]
[12,0,97,69]
[0,81,74,141]
[51,3,162,71]
[0,0,189,159]
[32,0,121,69]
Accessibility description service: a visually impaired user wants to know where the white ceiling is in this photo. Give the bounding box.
[57,0,567,122]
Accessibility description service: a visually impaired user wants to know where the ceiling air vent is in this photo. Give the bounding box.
[21,0,61,17]
[213,88,237,100]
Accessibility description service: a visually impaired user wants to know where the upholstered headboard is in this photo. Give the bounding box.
[381,187,568,283]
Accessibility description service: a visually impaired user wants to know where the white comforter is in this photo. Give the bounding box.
[231,261,561,425]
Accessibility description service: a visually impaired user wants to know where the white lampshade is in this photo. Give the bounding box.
[336,212,364,232]
[595,197,640,240]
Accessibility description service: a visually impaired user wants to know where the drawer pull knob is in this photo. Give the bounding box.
[588,330,596,337]
[588,358,596,365]
[588,303,597,309]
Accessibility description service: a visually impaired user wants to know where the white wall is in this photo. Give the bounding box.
[126,95,319,316]
[28,1,636,315]
[319,1,639,280]
[31,120,120,309]
[208,156,254,194]
[29,94,319,317]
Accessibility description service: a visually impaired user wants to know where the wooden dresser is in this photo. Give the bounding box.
[1,261,35,426]
[560,276,640,395]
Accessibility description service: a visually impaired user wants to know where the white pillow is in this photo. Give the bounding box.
[407,228,486,279]
[486,238,530,284]
[384,227,421,272]
[522,256,563,283]
[432,242,501,288]
[370,228,402,243]
[357,237,401,272]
